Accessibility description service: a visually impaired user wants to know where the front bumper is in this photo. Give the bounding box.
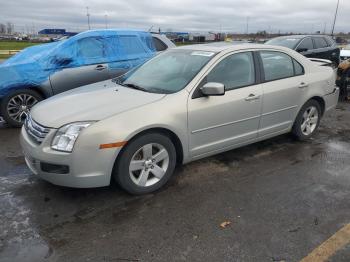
[20,126,120,188]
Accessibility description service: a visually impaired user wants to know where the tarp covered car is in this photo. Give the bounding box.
[0,29,158,126]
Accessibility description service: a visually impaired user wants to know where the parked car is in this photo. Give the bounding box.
[266,35,340,66]
[340,45,350,62]
[0,29,175,127]
[21,44,339,194]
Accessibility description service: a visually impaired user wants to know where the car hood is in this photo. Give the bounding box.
[30,80,166,128]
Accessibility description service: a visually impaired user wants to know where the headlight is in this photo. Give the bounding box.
[51,122,95,152]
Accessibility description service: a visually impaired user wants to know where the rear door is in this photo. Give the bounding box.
[50,37,110,95]
[258,51,306,137]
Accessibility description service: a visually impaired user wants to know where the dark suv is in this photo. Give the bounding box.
[266,35,340,66]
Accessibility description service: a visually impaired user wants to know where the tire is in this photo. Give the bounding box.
[113,133,177,195]
[292,99,322,141]
[0,89,43,127]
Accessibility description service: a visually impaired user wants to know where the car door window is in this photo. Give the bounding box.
[78,37,104,59]
[206,52,255,91]
[119,35,146,56]
[260,51,294,81]
[152,37,167,51]
[293,59,304,76]
[313,37,328,49]
[297,38,314,51]
[324,37,335,47]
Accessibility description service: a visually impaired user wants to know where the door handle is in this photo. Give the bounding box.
[298,82,309,89]
[95,65,107,71]
[245,94,260,101]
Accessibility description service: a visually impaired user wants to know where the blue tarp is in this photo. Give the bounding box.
[0,29,156,96]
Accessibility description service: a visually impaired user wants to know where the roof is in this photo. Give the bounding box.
[176,42,286,53]
[272,35,330,39]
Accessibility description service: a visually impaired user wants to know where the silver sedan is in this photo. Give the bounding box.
[21,44,339,194]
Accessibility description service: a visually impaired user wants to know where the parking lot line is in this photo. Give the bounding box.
[300,223,350,262]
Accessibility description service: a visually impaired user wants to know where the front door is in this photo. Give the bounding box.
[188,51,262,158]
[50,37,110,95]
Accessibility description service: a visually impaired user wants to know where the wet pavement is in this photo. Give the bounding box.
[1,102,350,262]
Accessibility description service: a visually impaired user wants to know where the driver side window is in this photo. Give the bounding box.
[77,37,105,64]
[207,52,255,91]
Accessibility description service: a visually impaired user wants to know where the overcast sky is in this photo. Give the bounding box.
[0,0,349,34]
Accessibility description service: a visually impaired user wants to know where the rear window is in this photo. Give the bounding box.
[313,37,328,49]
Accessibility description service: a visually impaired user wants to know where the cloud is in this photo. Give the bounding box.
[0,0,349,34]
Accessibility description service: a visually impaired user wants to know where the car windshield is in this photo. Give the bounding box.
[266,37,301,49]
[117,49,216,94]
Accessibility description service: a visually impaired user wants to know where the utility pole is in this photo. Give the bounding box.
[331,0,340,36]
[104,12,108,29]
[246,17,249,35]
[86,6,91,30]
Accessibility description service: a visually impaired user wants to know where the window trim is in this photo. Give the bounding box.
[257,50,305,84]
[192,51,259,99]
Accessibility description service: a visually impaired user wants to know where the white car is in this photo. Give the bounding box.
[340,45,350,61]
[21,44,339,194]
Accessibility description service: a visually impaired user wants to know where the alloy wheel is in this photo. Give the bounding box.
[7,94,38,123]
[301,106,319,136]
[129,143,170,187]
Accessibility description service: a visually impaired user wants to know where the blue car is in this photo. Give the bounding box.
[0,29,174,127]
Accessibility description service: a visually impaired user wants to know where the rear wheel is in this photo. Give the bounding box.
[113,133,177,195]
[0,89,42,127]
[292,100,321,141]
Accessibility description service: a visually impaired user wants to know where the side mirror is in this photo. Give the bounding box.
[200,82,225,96]
[297,48,308,53]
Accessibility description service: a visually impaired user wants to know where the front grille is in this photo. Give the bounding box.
[24,115,51,144]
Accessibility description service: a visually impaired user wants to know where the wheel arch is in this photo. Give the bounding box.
[308,96,325,116]
[292,96,326,127]
[112,127,184,175]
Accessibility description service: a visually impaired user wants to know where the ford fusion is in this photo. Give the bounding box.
[21,44,339,194]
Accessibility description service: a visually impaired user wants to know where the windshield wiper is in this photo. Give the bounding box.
[121,83,148,92]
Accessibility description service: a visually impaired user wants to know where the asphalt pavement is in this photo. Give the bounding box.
[1,102,350,262]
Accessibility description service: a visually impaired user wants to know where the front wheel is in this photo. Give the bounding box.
[292,100,321,141]
[113,133,177,195]
[0,89,43,127]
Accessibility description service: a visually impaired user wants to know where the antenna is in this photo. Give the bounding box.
[86,6,91,30]
[331,0,340,36]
